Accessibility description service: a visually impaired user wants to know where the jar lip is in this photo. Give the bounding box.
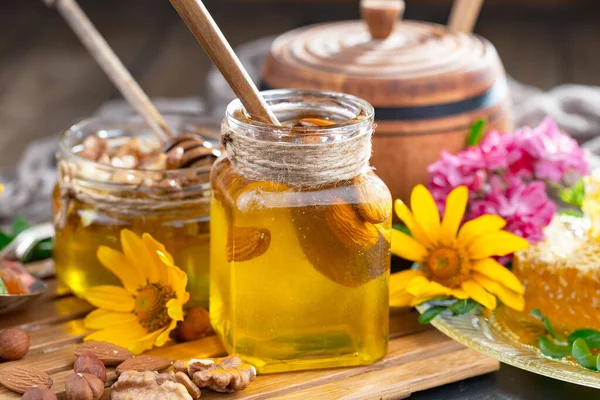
[59,114,219,176]
[225,89,375,135]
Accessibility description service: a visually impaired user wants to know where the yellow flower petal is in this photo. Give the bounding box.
[394,200,432,248]
[121,229,157,283]
[390,270,425,293]
[472,272,525,311]
[129,331,162,355]
[390,270,424,307]
[457,215,507,247]
[142,233,172,283]
[461,280,497,310]
[471,258,524,294]
[391,230,428,261]
[155,320,177,347]
[97,246,144,294]
[84,285,134,312]
[411,184,441,244]
[449,288,469,299]
[166,298,184,322]
[167,264,189,303]
[468,231,530,259]
[406,275,430,295]
[390,291,415,307]
[84,309,138,330]
[84,320,150,351]
[441,186,468,245]
[407,277,456,300]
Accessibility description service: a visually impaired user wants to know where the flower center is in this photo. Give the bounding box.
[425,246,470,288]
[134,283,175,332]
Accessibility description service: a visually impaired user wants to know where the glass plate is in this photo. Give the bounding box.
[416,304,600,389]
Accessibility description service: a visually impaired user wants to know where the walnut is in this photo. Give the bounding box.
[110,370,192,400]
[188,355,256,393]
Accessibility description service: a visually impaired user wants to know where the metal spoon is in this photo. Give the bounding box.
[0,223,54,314]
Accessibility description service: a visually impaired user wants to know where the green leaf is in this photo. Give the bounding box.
[530,309,559,339]
[596,354,600,371]
[11,216,30,237]
[393,224,411,236]
[572,339,597,370]
[0,278,7,295]
[23,239,54,263]
[558,209,584,218]
[448,299,479,316]
[538,337,571,359]
[559,179,585,209]
[0,232,12,250]
[530,308,543,320]
[466,119,487,146]
[418,306,447,324]
[569,329,600,348]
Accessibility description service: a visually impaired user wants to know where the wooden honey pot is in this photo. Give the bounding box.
[261,0,511,203]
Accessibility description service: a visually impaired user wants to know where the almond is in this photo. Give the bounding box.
[0,365,52,394]
[74,341,133,366]
[226,226,271,262]
[115,355,173,376]
[325,200,379,250]
[352,174,392,224]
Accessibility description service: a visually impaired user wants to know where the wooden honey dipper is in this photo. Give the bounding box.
[169,0,280,126]
[43,0,218,168]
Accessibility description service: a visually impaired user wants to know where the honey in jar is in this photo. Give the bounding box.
[52,114,218,307]
[210,90,391,373]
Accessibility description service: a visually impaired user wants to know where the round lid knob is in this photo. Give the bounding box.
[360,0,405,40]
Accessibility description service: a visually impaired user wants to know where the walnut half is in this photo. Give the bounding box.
[110,370,193,400]
[188,355,256,393]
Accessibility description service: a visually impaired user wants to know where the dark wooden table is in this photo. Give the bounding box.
[2,0,600,397]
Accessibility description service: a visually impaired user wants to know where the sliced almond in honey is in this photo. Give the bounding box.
[226,226,271,262]
[325,200,379,251]
[352,174,392,224]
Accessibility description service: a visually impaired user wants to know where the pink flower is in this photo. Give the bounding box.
[513,117,588,183]
[426,117,586,250]
[468,179,556,244]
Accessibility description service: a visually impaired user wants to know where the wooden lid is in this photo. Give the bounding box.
[263,17,504,108]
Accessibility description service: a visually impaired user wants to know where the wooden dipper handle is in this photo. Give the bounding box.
[169,0,280,125]
[42,0,173,142]
[448,0,485,33]
[360,0,405,40]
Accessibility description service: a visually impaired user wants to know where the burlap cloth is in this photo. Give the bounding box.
[1,37,599,225]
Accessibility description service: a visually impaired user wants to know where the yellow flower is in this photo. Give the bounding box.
[390,185,529,311]
[82,229,189,354]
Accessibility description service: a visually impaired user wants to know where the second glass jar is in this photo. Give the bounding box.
[210,90,392,373]
[53,114,218,307]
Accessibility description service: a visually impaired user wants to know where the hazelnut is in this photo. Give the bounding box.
[21,387,57,400]
[0,327,30,360]
[65,373,104,400]
[177,306,212,342]
[74,352,107,383]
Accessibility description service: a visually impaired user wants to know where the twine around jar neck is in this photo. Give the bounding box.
[221,125,374,187]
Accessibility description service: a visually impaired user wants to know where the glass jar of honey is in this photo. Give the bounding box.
[52,114,218,307]
[210,90,391,373]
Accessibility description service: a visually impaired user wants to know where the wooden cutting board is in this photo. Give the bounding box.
[0,260,498,399]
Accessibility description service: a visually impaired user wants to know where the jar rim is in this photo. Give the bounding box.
[59,113,220,177]
[225,89,375,138]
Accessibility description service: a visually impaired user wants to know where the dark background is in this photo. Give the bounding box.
[1,0,600,170]
[1,0,600,397]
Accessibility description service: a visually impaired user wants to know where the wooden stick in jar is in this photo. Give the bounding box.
[42,0,174,142]
[447,0,485,33]
[169,0,280,126]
